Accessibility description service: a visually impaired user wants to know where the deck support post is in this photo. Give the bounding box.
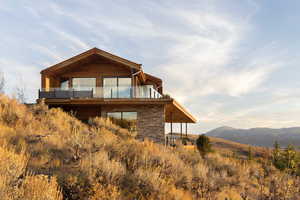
[185,122,188,138]
[170,112,173,145]
[180,122,183,138]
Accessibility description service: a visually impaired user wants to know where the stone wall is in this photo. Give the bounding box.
[101,104,165,143]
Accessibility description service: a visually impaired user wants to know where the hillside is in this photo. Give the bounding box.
[180,133,269,160]
[206,126,300,147]
[1,94,300,200]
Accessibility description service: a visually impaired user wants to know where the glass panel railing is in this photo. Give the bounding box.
[39,86,163,99]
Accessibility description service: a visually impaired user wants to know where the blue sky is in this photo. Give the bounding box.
[1,0,300,133]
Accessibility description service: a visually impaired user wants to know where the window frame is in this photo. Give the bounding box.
[72,77,97,92]
[102,76,132,98]
[106,111,137,120]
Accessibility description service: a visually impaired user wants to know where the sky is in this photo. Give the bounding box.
[1,0,300,133]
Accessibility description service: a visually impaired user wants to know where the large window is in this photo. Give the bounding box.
[107,112,137,133]
[103,77,131,98]
[72,78,96,92]
[60,80,69,90]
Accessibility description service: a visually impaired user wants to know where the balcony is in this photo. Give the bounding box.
[38,86,163,99]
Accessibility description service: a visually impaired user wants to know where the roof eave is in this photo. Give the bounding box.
[41,47,142,74]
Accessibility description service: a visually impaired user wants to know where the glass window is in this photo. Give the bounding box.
[107,112,137,133]
[107,112,121,119]
[122,112,137,120]
[103,77,131,98]
[118,78,131,98]
[60,80,69,90]
[72,78,96,92]
[103,78,118,98]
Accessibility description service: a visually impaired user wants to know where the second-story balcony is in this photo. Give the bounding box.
[38,86,163,99]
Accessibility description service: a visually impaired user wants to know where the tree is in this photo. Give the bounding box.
[247,146,254,161]
[272,141,285,170]
[272,141,281,162]
[14,75,27,103]
[283,144,297,171]
[272,141,300,173]
[0,71,5,94]
[196,134,212,158]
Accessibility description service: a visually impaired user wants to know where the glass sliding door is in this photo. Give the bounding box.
[103,77,118,98]
[118,78,131,98]
[60,80,69,90]
[72,78,96,92]
[103,77,131,98]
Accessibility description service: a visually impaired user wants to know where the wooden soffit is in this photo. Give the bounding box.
[144,73,162,85]
[41,47,142,75]
[165,99,197,123]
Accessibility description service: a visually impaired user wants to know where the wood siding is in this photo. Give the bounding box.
[41,61,161,90]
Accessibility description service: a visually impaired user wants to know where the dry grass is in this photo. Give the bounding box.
[0,94,300,199]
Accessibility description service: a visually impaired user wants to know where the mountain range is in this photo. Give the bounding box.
[205,126,300,147]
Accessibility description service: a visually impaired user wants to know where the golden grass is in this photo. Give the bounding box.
[0,94,300,199]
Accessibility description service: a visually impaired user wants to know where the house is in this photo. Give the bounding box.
[37,48,196,143]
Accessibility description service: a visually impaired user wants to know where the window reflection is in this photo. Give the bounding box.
[107,112,137,133]
[60,80,69,90]
[118,78,131,98]
[136,85,153,98]
[103,77,131,98]
[103,78,118,98]
[72,78,96,92]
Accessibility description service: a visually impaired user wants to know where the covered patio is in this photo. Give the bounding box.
[165,100,197,145]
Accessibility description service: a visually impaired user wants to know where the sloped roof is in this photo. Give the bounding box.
[165,99,197,123]
[41,47,142,74]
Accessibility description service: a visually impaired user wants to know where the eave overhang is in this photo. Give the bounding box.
[41,47,142,75]
[165,99,197,123]
[38,97,197,123]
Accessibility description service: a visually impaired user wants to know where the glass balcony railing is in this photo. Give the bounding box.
[38,86,163,99]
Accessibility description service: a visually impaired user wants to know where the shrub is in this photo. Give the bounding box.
[196,134,213,158]
[1,94,300,199]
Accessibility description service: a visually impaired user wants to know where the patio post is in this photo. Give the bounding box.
[180,122,183,138]
[185,122,188,138]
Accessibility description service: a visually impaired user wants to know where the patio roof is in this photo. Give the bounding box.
[165,99,197,123]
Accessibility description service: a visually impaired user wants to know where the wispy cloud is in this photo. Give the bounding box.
[158,9,282,103]
[31,44,64,61]
[44,24,91,50]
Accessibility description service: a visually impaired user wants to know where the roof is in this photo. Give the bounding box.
[165,99,197,123]
[41,47,142,74]
[144,73,162,85]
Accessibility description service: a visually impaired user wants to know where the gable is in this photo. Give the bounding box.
[41,48,142,75]
[59,61,132,78]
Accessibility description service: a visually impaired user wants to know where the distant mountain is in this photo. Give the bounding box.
[205,126,300,147]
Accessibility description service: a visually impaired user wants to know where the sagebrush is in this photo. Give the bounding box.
[0,94,299,200]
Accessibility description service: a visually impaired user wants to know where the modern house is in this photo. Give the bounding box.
[37,48,196,143]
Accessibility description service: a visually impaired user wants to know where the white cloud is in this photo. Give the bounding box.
[0,59,40,101]
[159,9,282,103]
[31,44,64,61]
[43,24,91,50]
